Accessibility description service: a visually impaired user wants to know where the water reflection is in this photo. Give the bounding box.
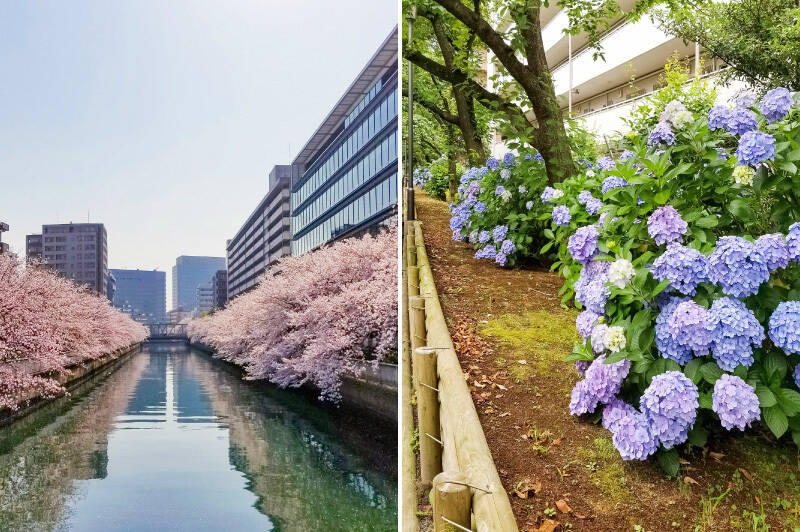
[0,343,397,531]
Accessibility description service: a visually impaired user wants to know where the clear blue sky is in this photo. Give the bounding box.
[0,0,396,296]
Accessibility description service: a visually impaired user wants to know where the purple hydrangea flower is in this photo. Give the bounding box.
[590,323,608,353]
[759,87,793,123]
[552,205,571,226]
[495,185,506,196]
[585,198,603,215]
[495,251,507,266]
[707,236,770,297]
[611,410,657,460]
[576,310,602,339]
[474,201,487,213]
[478,230,491,243]
[706,297,764,371]
[575,260,611,314]
[524,153,532,160]
[755,233,789,271]
[647,206,688,245]
[788,222,800,261]
[568,225,599,264]
[468,231,478,244]
[452,229,464,241]
[492,225,508,243]
[794,364,800,389]
[601,176,629,194]
[541,186,562,203]
[500,239,515,255]
[619,150,635,161]
[641,371,698,448]
[648,121,676,146]
[481,244,497,259]
[597,156,616,170]
[655,296,693,364]
[735,131,776,167]
[716,147,729,160]
[533,153,544,162]
[503,152,517,167]
[769,301,800,355]
[577,190,594,205]
[669,300,711,356]
[486,157,500,170]
[602,398,637,433]
[736,92,757,108]
[650,243,708,296]
[708,105,731,130]
[725,107,758,135]
[712,374,760,431]
[575,360,591,376]
[584,354,631,403]
[569,380,597,415]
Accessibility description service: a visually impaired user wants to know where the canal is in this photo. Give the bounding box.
[0,342,397,531]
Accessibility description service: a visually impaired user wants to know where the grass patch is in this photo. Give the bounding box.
[577,438,635,507]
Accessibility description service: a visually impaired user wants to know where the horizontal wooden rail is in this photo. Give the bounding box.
[414,221,518,532]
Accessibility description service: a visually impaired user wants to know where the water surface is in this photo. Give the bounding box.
[0,343,397,531]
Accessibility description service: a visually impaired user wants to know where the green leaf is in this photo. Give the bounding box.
[792,431,800,449]
[775,388,800,416]
[687,427,708,447]
[728,199,754,221]
[700,362,724,384]
[698,391,713,409]
[763,405,789,439]
[656,448,680,477]
[787,148,800,162]
[764,351,788,383]
[755,384,777,407]
[603,351,628,364]
[777,161,798,174]
[695,215,719,228]
[654,189,671,204]
[684,358,704,384]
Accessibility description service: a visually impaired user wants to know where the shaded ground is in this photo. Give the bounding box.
[416,191,800,532]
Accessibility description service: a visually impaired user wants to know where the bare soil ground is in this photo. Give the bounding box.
[415,190,800,532]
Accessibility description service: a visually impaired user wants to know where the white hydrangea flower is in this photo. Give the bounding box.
[518,185,527,194]
[608,259,635,289]
[663,100,687,121]
[500,168,511,180]
[525,200,534,210]
[733,165,755,186]
[671,110,694,129]
[500,189,512,202]
[552,189,564,200]
[604,326,627,353]
[586,169,595,177]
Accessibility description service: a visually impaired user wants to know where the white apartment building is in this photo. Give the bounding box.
[486,1,746,154]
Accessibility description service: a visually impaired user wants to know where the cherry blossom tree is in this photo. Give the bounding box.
[189,228,398,401]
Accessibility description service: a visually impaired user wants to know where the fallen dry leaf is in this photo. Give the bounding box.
[517,359,528,365]
[513,478,542,499]
[555,499,572,514]
[709,451,725,462]
[684,476,699,486]
[739,468,755,482]
[532,519,560,532]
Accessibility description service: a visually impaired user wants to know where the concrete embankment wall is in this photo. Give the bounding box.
[0,343,142,427]
[190,342,397,422]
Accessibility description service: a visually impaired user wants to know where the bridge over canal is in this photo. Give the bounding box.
[147,323,189,340]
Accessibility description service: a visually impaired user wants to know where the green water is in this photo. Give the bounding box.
[0,343,397,531]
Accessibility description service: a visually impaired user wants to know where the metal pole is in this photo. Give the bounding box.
[568,33,573,115]
[695,42,700,77]
[405,7,416,220]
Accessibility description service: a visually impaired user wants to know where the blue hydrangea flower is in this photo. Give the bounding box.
[568,225,599,264]
[585,198,603,215]
[577,190,594,205]
[610,409,657,460]
[575,260,611,314]
[735,131,776,167]
[576,310,602,339]
[524,153,532,160]
[669,300,711,356]
[647,205,688,245]
[755,233,789,271]
[481,245,497,259]
[707,236,770,297]
[575,360,590,376]
[468,231,478,244]
[712,374,760,431]
[492,225,508,243]
[478,230,491,243]
[597,156,615,170]
[650,243,708,296]
[503,152,516,167]
[495,252,507,266]
[486,157,499,170]
[569,380,597,415]
[500,168,511,180]
[736,92,757,108]
[655,296,693,364]
[601,176,629,194]
[641,371,698,448]
[708,105,731,130]
[794,364,800,389]
[495,185,506,196]
[541,186,563,203]
[788,223,800,261]
[759,87,793,123]
[602,398,636,433]
[769,301,800,355]
[533,153,544,162]
[584,354,631,404]
[724,107,758,135]
[552,205,571,226]
[706,297,764,371]
[716,147,729,160]
[648,121,676,146]
[619,150,635,161]
[500,239,515,255]
[473,201,487,213]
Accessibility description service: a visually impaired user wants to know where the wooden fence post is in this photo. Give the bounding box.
[406,231,417,267]
[433,471,471,532]
[407,265,420,297]
[414,346,442,487]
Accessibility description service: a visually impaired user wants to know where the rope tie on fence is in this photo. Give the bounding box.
[419,381,439,393]
[425,432,443,445]
[440,517,473,532]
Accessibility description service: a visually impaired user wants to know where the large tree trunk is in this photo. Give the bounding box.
[446,126,459,200]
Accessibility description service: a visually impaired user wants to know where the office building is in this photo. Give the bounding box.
[171,255,226,311]
[110,269,166,324]
[195,284,214,316]
[290,28,398,256]
[26,223,109,296]
[226,165,292,299]
[167,308,192,325]
[212,269,228,310]
[107,271,116,303]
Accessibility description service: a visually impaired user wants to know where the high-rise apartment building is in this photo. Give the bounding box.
[26,223,109,296]
[171,255,226,311]
[290,28,398,256]
[226,165,292,299]
[195,284,214,316]
[110,269,166,324]
[211,269,228,310]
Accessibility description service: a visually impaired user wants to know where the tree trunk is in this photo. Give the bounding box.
[446,127,459,200]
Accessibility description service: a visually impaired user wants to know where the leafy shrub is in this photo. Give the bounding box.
[413,155,461,200]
